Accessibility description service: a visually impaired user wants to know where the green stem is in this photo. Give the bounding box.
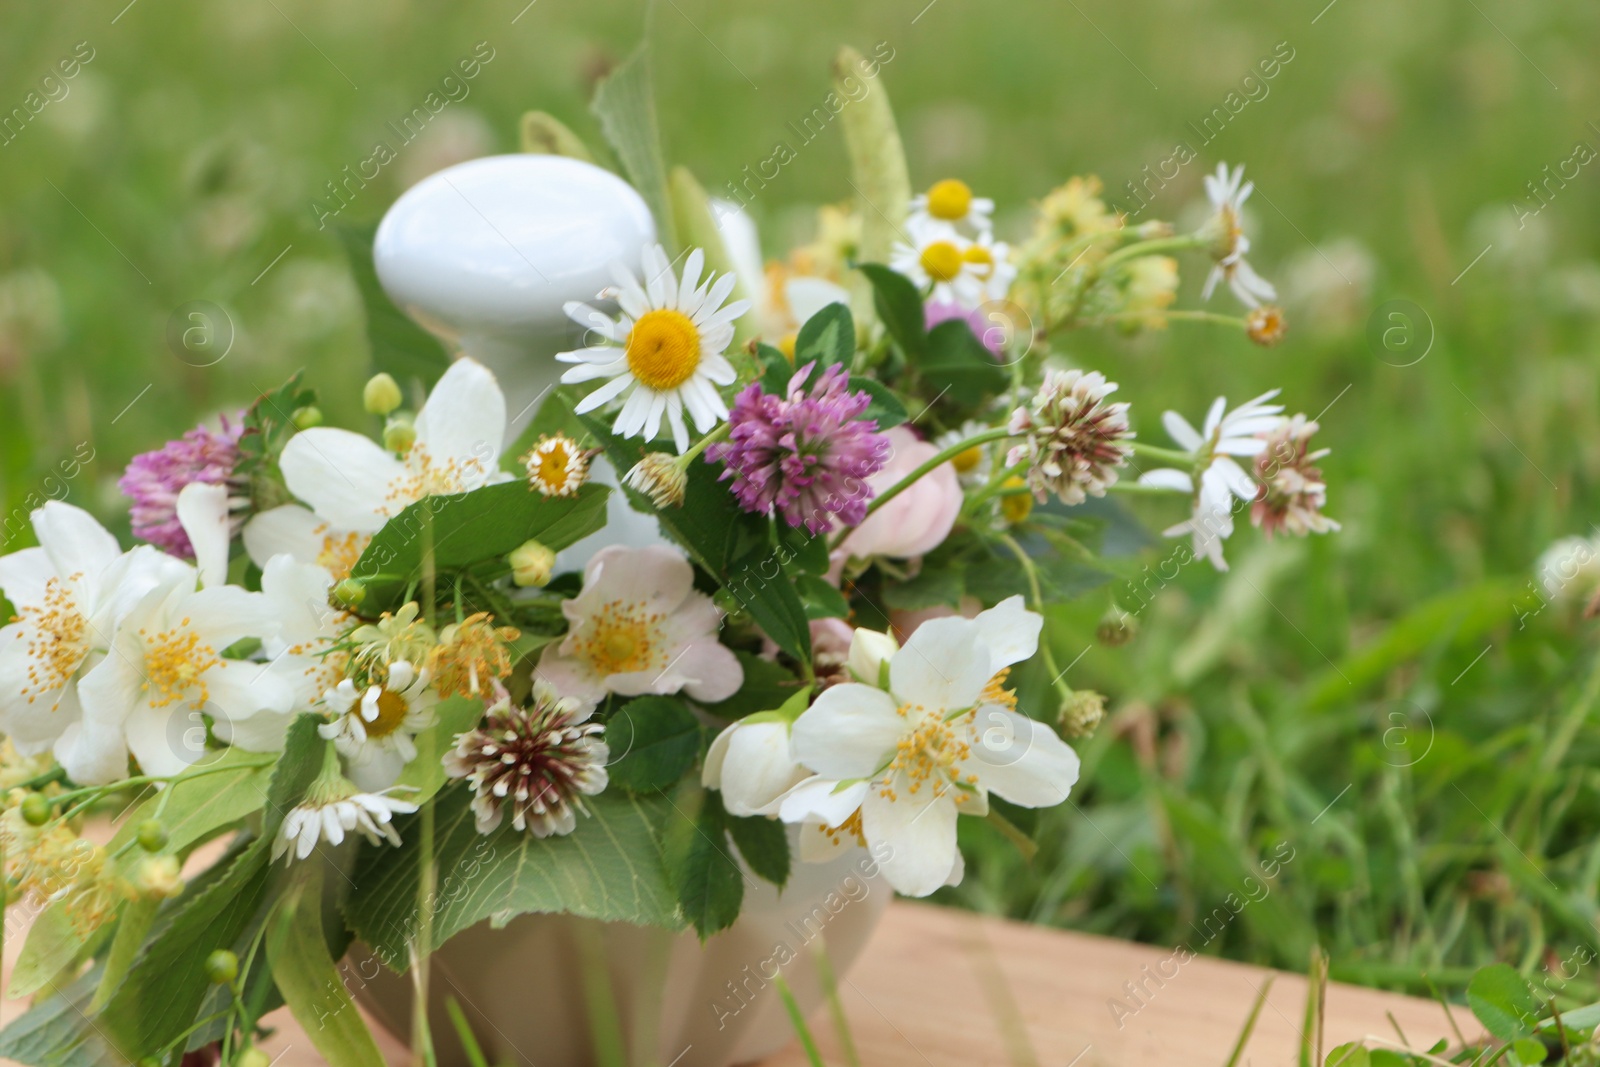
[1094,233,1209,275]
[1084,308,1249,330]
[811,942,861,1067]
[851,427,1012,532]
[962,459,1029,518]
[773,973,826,1067]
[1107,480,1187,495]
[1128,441,1196,467]
[680,421,730,464]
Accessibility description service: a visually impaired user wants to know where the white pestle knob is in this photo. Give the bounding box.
[373,153,657,433]
[373,153,668,569]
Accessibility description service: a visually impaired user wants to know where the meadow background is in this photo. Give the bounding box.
[3,0,1600,1004]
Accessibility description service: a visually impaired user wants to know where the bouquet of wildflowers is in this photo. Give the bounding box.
[0,45,1337,1067]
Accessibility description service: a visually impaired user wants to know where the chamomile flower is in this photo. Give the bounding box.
[273,786,418,864]
[890,222,985,308]
[521,433,589,498]
[934,421,997,489]
[960,230,1017,302]
[317,660,439,791]
[557,245,750,453]
[1201,163,1277,309]
[909,178,994,233]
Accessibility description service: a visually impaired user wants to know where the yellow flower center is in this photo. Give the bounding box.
[951,446,983,474]
[816,808,867,848]
[576,600,666,678]
[365,688,411,739]
[625,309,702,391]
[314,525,368,582]
[1000,478,1033,526]
[981,668,1018,711]
[919,241,964,284]
[524,434,588,498]
[877,703,977,802]
[384,445,490,516]
[926,179,973,221]
[962,245,995,274]
[13,576,88,708]
[141,621,219,709]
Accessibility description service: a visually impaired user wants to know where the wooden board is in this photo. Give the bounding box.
[1,901,1460,1066]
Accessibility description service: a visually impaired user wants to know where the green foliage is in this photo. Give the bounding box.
[604,696,702,794]
[858,263,926,359]
[346,785,683,968]
[668,786,745,939]
[591,44,675,251]
[922,319,1009,402]
[726,812,790,889]
[1468,964,1539,1041]
[334,222,452,388]
[348,481,610,615]
[793,302,854,368]
[237,371,319,512]
[394,694,487,801]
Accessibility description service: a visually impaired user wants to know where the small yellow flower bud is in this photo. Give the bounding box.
[383,414,417,454]
[136,819,168,852]
[1000,476,1034,526]
[134,854,185,900]
[509,540,556,588]
[1246,306,1288,347]
[237,1049,271,1067]
[1059,690,1107,739]
[332,577,367,610]
[205,948,239,985]
[20,793,52,826]
[364,372,403,416]
[291,405,323,429]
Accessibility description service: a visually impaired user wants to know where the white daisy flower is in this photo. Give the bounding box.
[1201,163,1278,309]
[557,245,750,454]
[908,178,995,233]
[961,230,1017,302]
[890,220,987,308]
[779,598,1081,897]
[0,502,190,759]
[273,787,419,864]
[317,660,439,792]
[934,420,997,489]
[1138,390,1286,572]
[274,357,511,536]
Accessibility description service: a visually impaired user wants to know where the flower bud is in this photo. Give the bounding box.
[1096,606,1138,647]
[847,628,899,688]
[20,793,52,827]
[622,453,687,508]
[237,1049,271,1067]
[1058,689,1107,739]
[509,540,556,588]
[363,372,403,416]
[134,854,185,900]
[135,818,168,852]
[383,414,417,454]
[204,948,239,985]
[1246,306,1288,347]
[291,405,323,430]
[332,577,367,610]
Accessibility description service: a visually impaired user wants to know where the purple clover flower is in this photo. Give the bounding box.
[118,417,244,558]
[708,362,891,536]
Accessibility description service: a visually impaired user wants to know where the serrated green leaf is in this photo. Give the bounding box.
[334,222,451,388]
[1468,963,1539,1041]
[793,302,854,369]
[0,965,113,1066]
[798,574,850,619]
[923,319,1008,401]
[349,481,610,615]
[347,786,682,968]
[605,696,700,794]
[849,376,908,429]
[519,110,596,161]
[591,45,675,251]
[858,263,925,359]
[726,813,790,888]
[670,788,743,939]
[269,865,387,1067]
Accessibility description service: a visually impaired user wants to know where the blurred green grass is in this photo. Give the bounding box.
[6,0,1600,999]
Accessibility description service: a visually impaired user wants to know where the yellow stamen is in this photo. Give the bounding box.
[575,600,666,677]
[878,703,974,800]
[365,688,410,739]
[926,179,974,221]
[13,576,88,708]
[625,309,702,391]
[141,620,219,709]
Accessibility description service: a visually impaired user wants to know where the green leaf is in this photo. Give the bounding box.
[591,45,675,251]
[1511,1038,1549,1065]
[777,520,831,577]
[858,263,926,359]
[849,376,909,429]
[726,813,790,888]
[334,222,451,388]
[798,574,850,619]
[756,343,795,396]
[350,481,610,614]
[1467,963,1539,1041]
[268,866,387,1067]
[834,45,910,333]
[1322,1044,1370,1067]
[8,907,111,1002]
[519,110,597,161]
[395,695,487,801]
[923,319,1008,401]
[669,787,743,939]
[0,966,114,1066]
[881,559,965,611]
[698,650,805,720]
[793,302,854,369]
[604,696,701,794]
[581,416,813,665]
[346,786,683,968]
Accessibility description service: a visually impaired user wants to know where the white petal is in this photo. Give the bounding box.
[243,505,330,570]
[414,358,507,472]
[206,658,295,721]
[176,482,232,590]
[182,586,281,649]
[1160,411,1203,452]
[33,502,121,582]
[968,708,1081,807]
[861,786,960,897]
[777,777,868,826]
[572,372,635,412]
[970,596,1042,673]
[891,618,992,713]
[790,684,904,780]
[279,429,408,534]
[1138,468,1194,493]
[0,548,53,608]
